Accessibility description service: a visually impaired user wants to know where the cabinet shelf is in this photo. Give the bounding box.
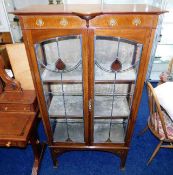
[43,80,135,84]
[49,116,83,119]
[48,95,130,118]
[50,118,126,143]
[46,92,132,96]
[51,119,84,143]
[94,121,125,143]
[95,80,135,84]
[50,116,128,120]
[95,64,137,81]
[46,92,83,96]
[94,96,130,117]
[48,96,83,117]
[41,62,137,83]
[42,69,82,83]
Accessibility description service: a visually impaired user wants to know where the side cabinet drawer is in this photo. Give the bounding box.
[90,15,158,28]
[0,140,27,147]
[0,104,31,112]
[21,15,86,29]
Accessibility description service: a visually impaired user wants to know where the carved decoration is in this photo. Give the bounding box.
[0,55,22,92]
[72,12,102,27]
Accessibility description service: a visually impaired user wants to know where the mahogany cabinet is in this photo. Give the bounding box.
[14,4,165,168]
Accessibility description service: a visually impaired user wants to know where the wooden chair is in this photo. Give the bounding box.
[142,82,173,165]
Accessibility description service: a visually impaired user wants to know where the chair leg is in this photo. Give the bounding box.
[138,125,149,137]
[147,140,163,165]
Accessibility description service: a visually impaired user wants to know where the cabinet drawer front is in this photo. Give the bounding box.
[0,140,26,147]
[0,104,30,112]
[21,16,86,29]
[90,15,157,28]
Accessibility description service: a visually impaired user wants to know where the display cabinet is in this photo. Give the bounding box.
[13,4,165,168]
[149,0,173,82]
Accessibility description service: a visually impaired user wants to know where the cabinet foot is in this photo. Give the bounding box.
[120,167,126,171]
[106,149,128,169]
[50,148,60,168]
[120,150,128,170]
[53,160,58,168]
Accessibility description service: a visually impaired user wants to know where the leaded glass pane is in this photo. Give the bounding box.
[94,36,143,143]
[34,35,84,143]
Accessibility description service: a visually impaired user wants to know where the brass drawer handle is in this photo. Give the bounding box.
[36,19,44,27]
[109,18,118,27]
[60,18,68,27]
[4,107,8,111]
[132,18,141,26]
[6,141,11,147]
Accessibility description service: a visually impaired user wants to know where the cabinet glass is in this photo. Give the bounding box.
[35,35,84,143]
[94,36,143,143]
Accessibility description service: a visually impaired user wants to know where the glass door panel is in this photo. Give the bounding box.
[94,36,143,143]
[35,35,84,143]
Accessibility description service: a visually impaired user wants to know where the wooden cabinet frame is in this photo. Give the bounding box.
[14,4,165,169]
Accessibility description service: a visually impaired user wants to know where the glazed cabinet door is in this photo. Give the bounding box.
[29,29,89,144]
[89,27,151,144]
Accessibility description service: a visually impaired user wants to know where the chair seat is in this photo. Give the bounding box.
[150,111,173,140]
[154,82,173,120]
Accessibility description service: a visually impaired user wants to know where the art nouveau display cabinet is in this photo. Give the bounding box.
[14,4,165,168]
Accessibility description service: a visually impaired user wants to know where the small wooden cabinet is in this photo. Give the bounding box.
[0,56,44,174]
[14,4,165,168]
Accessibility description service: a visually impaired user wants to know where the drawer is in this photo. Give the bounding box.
[0,140,27,147]
[21,15,86,29]
[90,15,158,28]
[0,113,36,148]
[0,104,31,112]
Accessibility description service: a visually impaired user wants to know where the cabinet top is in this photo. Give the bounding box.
[13,4,166,16]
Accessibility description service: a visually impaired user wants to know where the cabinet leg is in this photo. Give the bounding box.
[120,150,128,170]
[30,133,46,175]
[50,148,58,168]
